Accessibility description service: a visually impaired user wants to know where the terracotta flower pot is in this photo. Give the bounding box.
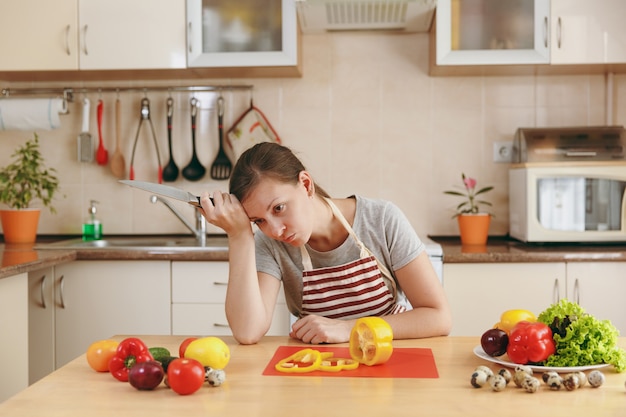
[457,213,491,245]
[0,209,41,244]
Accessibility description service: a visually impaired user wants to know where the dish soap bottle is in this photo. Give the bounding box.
[82,200,102,241]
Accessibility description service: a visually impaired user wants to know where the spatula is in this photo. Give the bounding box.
[210,96,232,180]
[109,98,126,178]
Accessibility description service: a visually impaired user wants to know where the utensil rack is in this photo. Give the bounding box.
[0,84,254,114]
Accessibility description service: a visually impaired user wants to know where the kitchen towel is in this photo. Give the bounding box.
[226,103,280,161]
[0,98,65,131]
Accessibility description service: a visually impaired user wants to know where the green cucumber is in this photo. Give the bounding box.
[148,347,171,362]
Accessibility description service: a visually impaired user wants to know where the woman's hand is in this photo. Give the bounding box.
[200,191,252,238]
[290,315,354,344]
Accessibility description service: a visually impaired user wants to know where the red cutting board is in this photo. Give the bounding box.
[262,346,439,378]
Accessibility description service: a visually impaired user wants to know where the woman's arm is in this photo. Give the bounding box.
[200,192,281,345]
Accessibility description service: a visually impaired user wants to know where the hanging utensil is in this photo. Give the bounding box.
[77,98,93,162]
[210,95,232,180]
[181,97,206,181]
[109,98,126,178]
[95,99,109,165]
[162,97,179,182]
[129,97,163,183]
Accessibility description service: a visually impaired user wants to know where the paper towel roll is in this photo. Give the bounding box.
[0,98,65,131]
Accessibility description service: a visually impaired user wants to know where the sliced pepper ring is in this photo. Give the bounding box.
[319,357,360,372]
[275,348,322,373]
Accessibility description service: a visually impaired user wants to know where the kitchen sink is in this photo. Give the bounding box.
[36,235,229,252]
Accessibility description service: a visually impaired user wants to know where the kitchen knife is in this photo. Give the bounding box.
[119,180,211,207]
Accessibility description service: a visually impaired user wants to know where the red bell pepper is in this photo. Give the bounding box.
[108,337,153,382]
[506,321,556,365]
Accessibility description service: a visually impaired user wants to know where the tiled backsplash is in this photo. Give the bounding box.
[1,32,625,239]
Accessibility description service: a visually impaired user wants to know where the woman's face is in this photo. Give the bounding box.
[241,173,314,247]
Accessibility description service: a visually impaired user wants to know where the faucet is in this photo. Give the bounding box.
[150,195,206,245]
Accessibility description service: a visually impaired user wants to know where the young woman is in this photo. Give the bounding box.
[200,143,452,345]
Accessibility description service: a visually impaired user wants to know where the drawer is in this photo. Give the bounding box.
[172,303,291,336]
[172,261,286,303]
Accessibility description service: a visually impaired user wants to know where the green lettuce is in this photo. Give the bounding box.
[537,299,626,372]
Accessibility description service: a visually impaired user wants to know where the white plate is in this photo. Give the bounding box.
[473,346,611,373]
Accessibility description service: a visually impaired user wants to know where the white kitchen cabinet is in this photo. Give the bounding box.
[0,273,28,403]
[0,0,185,71]
[444,261,626,336]
[443,262,564,336]
[186,0,298,68]
[172,261,290,336]
[54,261,171,368]
[565,262,626,334]
[28,267,56,384]
[0,0,78,70]
[435,0,550,66]
[550,0,626,64]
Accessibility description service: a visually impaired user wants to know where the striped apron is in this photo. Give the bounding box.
[300,199,405,320]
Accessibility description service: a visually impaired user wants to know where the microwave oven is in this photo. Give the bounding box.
[509,164,626,243]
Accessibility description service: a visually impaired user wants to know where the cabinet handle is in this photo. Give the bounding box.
[213,281,228,286]
[65,25,71,56]
[573,278,580,304]
[543,16,548,48]
[213,323,229,328]
[188,22,193,53]
[59,275,66,309]
[553,278,560,303]
[556,17,562,49]
[82,24,89,56]
[39,275,47,309]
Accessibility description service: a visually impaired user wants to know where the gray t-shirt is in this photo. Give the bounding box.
[255,195,425,317]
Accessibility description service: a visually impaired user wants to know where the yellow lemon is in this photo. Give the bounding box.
[184,336,231,370]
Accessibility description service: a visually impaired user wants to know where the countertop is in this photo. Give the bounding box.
[431,236,626,263]
[0,335,624,416]
[3,235,626,280]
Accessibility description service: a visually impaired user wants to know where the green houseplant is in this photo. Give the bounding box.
[0,133,60,243]
[444,173,493,245]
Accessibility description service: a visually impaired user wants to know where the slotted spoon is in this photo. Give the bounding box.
[210,96,232,180]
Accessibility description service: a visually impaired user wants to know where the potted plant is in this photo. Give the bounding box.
[444,173,494,245]
[0,133,60,244]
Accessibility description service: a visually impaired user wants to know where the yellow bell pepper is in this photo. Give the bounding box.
[349,317,394,366]
[494,309,537,334]
[275,348,322,373]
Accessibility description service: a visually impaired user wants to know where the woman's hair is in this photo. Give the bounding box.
[229,142,330,202]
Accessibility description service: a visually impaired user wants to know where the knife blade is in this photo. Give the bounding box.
[119,180,210,207]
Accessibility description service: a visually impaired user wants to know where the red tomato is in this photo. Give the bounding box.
[167,358,205,395]
[179,337,198,358]
[86,340,119,372]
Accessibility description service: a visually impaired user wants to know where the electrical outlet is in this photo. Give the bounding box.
[493,141,513,163]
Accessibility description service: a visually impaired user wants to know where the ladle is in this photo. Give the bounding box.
[162,97,179,182]
[181,97,206,181]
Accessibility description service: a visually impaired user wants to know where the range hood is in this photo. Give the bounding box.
[295,0,436,33]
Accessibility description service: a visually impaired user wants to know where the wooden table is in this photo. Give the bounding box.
[1,336,625,417]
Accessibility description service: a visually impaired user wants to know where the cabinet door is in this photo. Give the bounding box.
[54,261,171,368]
[186,0,298,68]
[566,262,626,335]
[443,262,565,336]
[172,261,290,336]
[78,0,186,69]
[28,268,55,385]
[0,0,78,70]
[435,0,550,65]
[551,0,626,64]
[0,273,28,403]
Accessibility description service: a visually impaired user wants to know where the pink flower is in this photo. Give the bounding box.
[463,176,477,191]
